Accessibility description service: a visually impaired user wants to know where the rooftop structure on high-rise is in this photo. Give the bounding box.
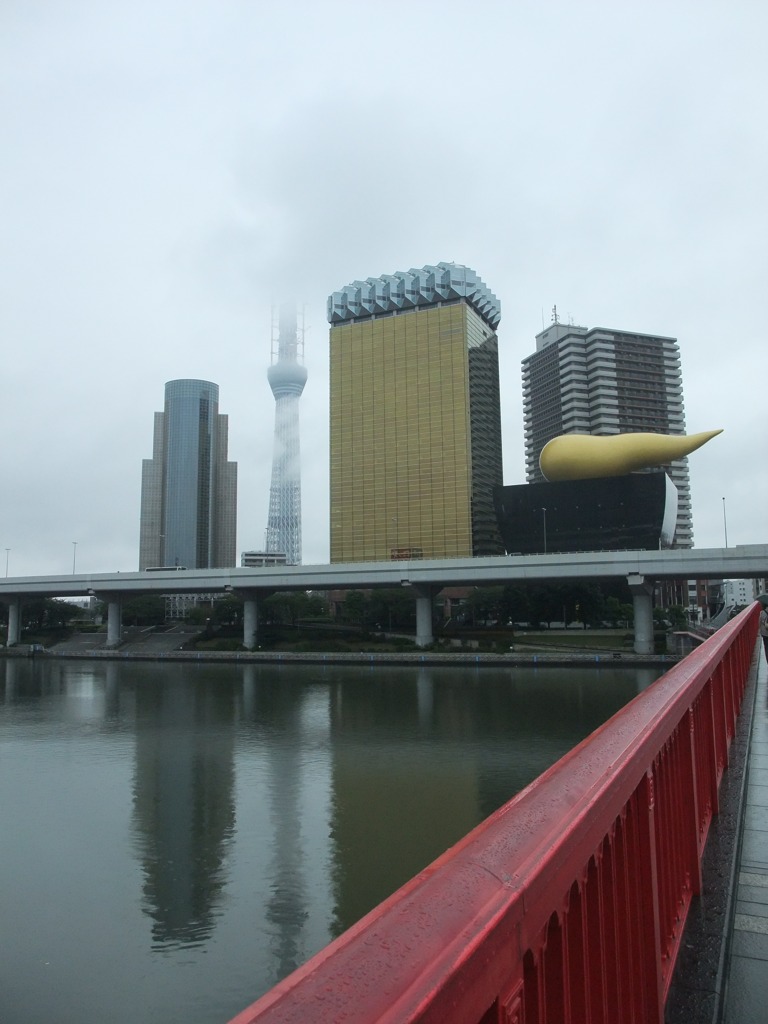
[264,304,307,565]
[521,313,692,546]
[327,262,504,563]
[139,379,237,569]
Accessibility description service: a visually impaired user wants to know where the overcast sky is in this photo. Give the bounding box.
[1,0,766,578]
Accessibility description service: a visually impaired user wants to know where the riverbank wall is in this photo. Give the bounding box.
[0,647,678,668]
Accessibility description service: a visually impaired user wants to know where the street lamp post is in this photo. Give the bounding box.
[4,548,9,578]
[722,497,728,548]
[72,541,78,575]
[541,507,547,554]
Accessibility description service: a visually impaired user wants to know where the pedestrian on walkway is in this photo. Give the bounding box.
[760,600,768,660]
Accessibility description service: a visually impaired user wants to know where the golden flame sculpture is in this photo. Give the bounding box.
[539,429,723,482]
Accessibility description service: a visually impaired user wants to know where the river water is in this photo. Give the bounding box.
[0,657,663,1024]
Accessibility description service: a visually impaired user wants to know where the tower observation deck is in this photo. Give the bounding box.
[264,304,307,564]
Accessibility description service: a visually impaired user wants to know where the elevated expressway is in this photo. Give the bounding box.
[2,544,766,654]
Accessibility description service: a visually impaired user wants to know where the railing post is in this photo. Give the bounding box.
[584,854,608,1024]
[612,816,635,1015]
[713,663,730,784]
[683,707,704,889]
[564,881,588,1022]
[702,679,721,818]
[629,772,664,1023]
[541,912,565,1023]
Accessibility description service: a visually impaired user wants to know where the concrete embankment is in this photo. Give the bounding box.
[1,645,677,668]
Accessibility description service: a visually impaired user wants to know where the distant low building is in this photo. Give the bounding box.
[241,551,288,568]
[724,579,758,606]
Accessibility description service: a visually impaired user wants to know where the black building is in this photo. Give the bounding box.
[494,472,678,555]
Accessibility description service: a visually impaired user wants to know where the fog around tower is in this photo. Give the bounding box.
[0,1,765,575]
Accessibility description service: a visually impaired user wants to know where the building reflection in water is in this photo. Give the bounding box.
[240,664,332,983]
[0,655,658,987]
[327,664,650,937]
[3,657,19,700]
[1,658,124,721]
[132,668,236,950]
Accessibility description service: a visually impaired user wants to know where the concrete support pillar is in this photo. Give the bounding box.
[105,596,122,648]
[414,586,434,649]
[627,573,655,655]
[7,597,21,646]
[243,595,259,651]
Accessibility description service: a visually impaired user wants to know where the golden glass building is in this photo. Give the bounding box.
[328,262,503,563]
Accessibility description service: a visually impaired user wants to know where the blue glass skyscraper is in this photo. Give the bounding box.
[139,379,237,569]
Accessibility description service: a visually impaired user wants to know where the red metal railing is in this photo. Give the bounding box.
[229,603,760,1024]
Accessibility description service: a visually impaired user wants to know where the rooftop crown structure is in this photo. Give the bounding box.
[328,262,504,563]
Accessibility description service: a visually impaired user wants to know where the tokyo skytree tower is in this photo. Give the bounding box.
[264,304,307,564]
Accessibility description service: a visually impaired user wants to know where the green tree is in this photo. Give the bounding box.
[211,594,244,625]
[185,604,210,625]
[20,598,85,630]
[262,591,325,626]
[604,596,622,627]
[501,585,532,625]
[528,584,559,628]
[301,592,329,618]
[667,604,687,628]
[343,590,368,625]
[122,594,167,627]
[464,587,506,625]
[23,599,49,629]
[47,599,86,628]
[368,588,415,629]
[262,593,292,625]
[619,603,634,627]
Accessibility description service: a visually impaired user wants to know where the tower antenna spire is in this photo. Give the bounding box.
[264,302,307,564]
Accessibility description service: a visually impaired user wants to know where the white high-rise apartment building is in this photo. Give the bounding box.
[522,319,692,547]
[724,579,760,606]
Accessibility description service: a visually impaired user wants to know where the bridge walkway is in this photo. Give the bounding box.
[723,647,768,1020]
[666,641,767,1022]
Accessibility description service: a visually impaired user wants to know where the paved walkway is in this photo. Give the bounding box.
[722,645,768,1020]
[666,639,765,1023]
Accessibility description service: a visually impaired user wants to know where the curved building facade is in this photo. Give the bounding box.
[139,379,237,569]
